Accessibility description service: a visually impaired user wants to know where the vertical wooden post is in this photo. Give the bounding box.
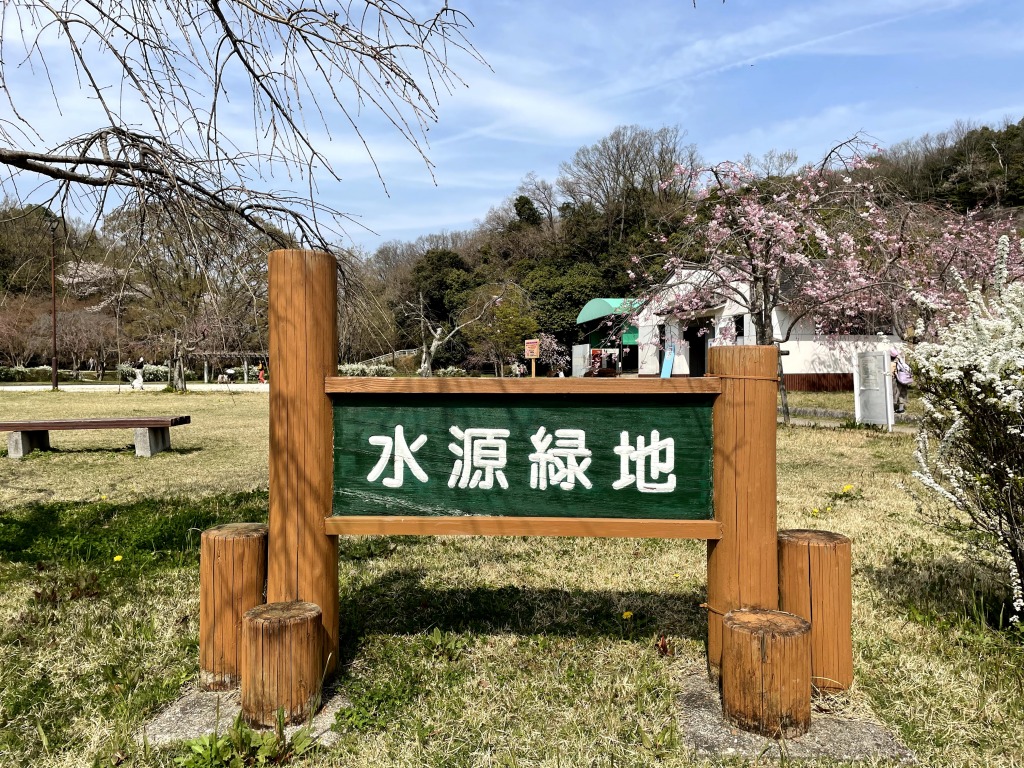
[268,249,339,676]
[778,529,853,692]
[241,601,323,726]
[199,523,268,690]
[721,608,811,738]
[706,345,779,673]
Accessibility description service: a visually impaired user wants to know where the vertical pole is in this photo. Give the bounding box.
[706,345,779,673]
[268,249,339,675]
[50,222,58,391]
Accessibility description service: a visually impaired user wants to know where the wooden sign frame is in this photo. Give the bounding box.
[266,249,779,678]
[325,376,721,539]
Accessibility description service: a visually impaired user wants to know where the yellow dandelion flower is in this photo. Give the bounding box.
[841,484,854,494]
[622,611,633,620]
[672,573,681,578]
[113,555,123,562]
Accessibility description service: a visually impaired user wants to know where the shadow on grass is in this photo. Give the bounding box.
[13,445,203,457]
[338,567,708,666]
[0,490,268,567]
[862,549,1016,632]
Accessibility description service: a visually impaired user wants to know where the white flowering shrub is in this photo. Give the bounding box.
[913,236,1024,624]
[435,366,467,377]
[117,363,177,382]
[337,364,368,376]
[337,363,395,377]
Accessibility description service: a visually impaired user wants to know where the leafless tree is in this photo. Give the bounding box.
[557,125,702,242]
[0,1,484,253]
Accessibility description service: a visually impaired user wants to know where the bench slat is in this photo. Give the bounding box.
[0,416,191,432]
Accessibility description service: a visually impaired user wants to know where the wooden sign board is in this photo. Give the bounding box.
[326,378,722,537]
[524,339,540,359]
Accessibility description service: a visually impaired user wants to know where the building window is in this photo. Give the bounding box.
[733,314,745,338]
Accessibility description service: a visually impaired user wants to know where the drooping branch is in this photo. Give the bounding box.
[0,1,485,247]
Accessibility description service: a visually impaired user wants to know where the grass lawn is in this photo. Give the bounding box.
[781,389,926,419]
[0,389,1021,767]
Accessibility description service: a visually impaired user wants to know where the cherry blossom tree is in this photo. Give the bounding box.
[631,141,1024,351]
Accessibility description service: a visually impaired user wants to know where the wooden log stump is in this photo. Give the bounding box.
[241,601,323,727]
[722,608,811,739]
[778,529,853,692]
[199,523,268,690]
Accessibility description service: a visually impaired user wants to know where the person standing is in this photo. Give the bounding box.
[890,347,911,414]
[131,357,145,391]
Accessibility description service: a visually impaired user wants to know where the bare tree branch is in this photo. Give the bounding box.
[0,1,485,250]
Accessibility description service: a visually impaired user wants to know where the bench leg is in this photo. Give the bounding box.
[7,430,50,459]
[135,427,171,457]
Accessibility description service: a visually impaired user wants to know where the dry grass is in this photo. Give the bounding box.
[1,389,1022,767]
[0,390,269,507]
[782,389,925,419]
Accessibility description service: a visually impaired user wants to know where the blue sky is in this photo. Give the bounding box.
[2,1,1022,254]
[333,0,1024,253]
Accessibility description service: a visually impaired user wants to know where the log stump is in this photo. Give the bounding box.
[241,601,323,727]
[721,608,811,739]
[778,529,853,692]
[199,523,268,690]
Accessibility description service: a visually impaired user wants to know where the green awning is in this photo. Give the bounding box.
[576,298,636,324]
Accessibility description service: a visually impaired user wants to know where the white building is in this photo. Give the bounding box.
[578,273,898,391]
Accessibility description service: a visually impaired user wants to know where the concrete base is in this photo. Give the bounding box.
[139,685,347,749]
[678,666,914,763]
[134,426,171,457]
[7,430,50,459]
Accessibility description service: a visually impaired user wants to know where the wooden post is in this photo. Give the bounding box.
[199,523,268,690]
[268,249,339,676]
[706,345,779,673]
[721,608,811,739]
[240,601,323,726]
[778,529,853,692]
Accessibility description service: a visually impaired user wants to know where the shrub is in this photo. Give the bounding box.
[0,366,71,382]
[337,363,395,377]
[117,363,172,382]
[913,235,1024,623]
[435,366,467,377]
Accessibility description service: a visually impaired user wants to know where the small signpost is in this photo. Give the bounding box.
[660,343,676,378]
[524,338,540,378]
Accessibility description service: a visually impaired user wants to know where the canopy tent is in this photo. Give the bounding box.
[576,298,633,324]
[576,298,639,346]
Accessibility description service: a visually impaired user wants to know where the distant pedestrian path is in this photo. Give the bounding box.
[0,383,269,393]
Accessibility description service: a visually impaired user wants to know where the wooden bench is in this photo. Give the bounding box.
[0,416,191,458]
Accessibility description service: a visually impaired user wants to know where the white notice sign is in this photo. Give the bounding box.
[853,352,893,431]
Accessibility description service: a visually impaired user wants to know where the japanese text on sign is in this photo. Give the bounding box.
[363,424,676,493]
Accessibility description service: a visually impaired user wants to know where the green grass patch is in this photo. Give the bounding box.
[0,491,267,766]
[1,389,1023,766]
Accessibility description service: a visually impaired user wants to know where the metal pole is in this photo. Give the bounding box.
[50,219,58,391]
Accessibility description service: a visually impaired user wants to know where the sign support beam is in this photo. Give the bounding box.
[268,249,339,676]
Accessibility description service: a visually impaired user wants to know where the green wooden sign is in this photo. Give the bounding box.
[332,393,713,520]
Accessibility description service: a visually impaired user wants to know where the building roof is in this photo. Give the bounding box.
[576,298,636,324]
